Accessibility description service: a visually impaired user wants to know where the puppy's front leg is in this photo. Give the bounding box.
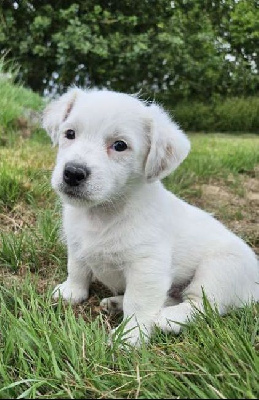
[113,258,172,346]
[53,253,92,304]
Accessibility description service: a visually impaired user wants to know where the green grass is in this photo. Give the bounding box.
[165,133,259,197]
[0,76,42,126]
[0,280,258,399]
[0,60,43,124]
[0,132,258,398]
[0,76,258,398]
[0,62,43,147]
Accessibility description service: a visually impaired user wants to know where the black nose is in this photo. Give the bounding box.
[63,163,90,186]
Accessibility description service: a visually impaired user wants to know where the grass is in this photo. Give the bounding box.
[0,280,258,399]
[0,60,43,147]
[165,133,259,197]
[0,75,258,398]
[0,76,42,127]
[0,131,258,399]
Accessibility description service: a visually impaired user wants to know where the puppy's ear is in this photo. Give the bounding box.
[144,104,190,182]
[42,88,80,145]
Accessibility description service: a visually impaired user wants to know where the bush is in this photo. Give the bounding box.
[170,97,259,133]
[214,97,259,133]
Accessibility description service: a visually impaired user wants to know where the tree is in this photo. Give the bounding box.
[0,0,258,100]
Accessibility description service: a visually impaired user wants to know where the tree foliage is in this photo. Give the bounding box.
[0,0,258,101]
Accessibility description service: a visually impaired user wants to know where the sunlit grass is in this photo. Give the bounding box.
[0,279,257,399]
[0,119,258,398]
[0,71,43,129]
[165,133,259,197]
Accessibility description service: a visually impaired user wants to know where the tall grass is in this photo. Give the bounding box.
[0,280,258,399]
[0,59,43,133]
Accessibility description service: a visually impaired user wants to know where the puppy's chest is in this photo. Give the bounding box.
[71,225,132,270]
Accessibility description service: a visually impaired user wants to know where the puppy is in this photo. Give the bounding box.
[43,88,259,345]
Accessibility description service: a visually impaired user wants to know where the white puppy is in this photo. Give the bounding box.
[43,88,259,346]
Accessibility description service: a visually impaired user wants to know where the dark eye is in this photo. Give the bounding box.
[111,140,128,152]
[65,129,75,139]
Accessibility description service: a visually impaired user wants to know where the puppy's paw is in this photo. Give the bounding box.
[53,280,89,304]
[155,304,191,334]
[100,296,123,314]
[155,315,182,334]
[109,322,150,348]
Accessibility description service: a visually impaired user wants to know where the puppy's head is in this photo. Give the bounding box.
[42,88,190,207]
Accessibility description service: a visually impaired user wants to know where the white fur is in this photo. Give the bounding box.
[43,88,259,346]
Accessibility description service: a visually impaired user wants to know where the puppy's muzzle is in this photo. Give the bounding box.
[63,163,90,187]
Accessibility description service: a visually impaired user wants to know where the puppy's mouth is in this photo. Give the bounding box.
[64,189,84,199]
[59,184,89,200]
[56,181,108,206]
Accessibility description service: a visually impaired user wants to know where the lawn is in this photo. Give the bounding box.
[0,78,258,398]
[0,127,258,399]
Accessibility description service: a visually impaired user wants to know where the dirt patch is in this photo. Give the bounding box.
[243,177,259,203]
[202,184,229,198]
[190,175,259,253]
[0,203,37,233]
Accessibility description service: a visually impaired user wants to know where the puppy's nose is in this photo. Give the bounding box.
[63,163,90,186]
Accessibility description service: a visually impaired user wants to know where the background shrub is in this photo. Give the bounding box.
[171,97,259,133]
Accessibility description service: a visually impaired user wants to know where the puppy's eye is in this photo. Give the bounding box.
[111,140,128,152]
[65,129,75,140]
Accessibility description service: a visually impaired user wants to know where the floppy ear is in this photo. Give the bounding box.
[42,88,80,145]
[144,104,190,182]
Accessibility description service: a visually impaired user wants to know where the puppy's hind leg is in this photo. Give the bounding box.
[155,300,203,334]
[155,254,258,334]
